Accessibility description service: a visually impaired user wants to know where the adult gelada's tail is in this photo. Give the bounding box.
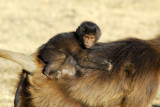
[0,49,38,72]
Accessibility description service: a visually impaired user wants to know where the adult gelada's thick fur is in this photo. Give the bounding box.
[0,36,160,107]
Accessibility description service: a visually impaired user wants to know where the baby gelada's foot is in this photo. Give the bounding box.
[107,63,112,71]
[56,68,76,79]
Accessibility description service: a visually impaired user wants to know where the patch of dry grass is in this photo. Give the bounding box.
[0,0,160,106]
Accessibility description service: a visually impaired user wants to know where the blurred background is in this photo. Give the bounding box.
[0,0,160,106]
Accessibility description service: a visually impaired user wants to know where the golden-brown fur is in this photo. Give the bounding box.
[35,36,160,107]
[1,36,160,107]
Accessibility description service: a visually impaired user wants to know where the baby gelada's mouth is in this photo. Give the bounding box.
[85,45,91,48]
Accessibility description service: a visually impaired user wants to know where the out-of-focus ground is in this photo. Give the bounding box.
[0,0,160,106]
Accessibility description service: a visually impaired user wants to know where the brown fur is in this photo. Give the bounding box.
[17,55,86,107]
[1,36,160,107]
[42,37,160,107]
[38,21,103,78]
